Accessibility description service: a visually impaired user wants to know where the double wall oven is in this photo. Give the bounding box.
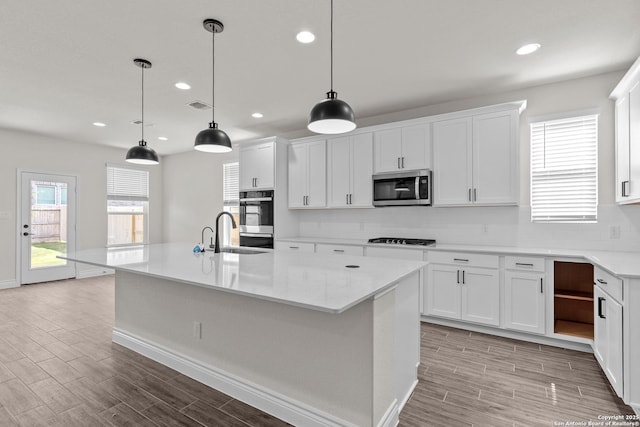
[239,190,274,248]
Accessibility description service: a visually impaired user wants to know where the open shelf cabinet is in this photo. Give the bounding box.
[553,261,594,339]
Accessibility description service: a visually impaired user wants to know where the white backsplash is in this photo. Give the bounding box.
[296,204,640,252]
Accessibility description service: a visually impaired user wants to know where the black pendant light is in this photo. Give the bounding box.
[194,19,232,153]
[308,0,356,134]
[126,59,159,165]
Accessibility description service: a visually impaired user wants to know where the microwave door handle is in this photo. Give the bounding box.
[415,177,420,200]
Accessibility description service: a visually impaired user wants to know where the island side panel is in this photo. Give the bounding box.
[113,270,385,426]
[395,271,421,409]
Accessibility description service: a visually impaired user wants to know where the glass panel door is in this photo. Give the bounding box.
[20,172,77,284]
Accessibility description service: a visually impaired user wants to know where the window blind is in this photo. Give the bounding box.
[106,165,149,201]
[530,114,598,223]
[223,162,239,205]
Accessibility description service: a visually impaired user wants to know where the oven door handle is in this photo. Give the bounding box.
[240,197,273,202]
[239,232,274,238]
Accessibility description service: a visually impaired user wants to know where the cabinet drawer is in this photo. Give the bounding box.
[427,251,498,269]
[366,246,424,261]
[275,241,315,253]
[505,256,545,272]
[594,267,623,303]
[316,244,364,256]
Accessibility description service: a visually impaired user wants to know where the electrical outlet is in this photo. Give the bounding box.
[609,225,621,239]
[193,321,202,339]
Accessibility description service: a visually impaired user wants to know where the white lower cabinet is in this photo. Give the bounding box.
[425,259,499,327]
[274,241,315,253]
[594,274,624,397]
[504,270,546,334]
[315,244,364,256]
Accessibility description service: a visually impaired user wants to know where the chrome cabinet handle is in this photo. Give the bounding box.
[333,249,345,253]
[453,258,469,262]
[462,270,465,284]
[540,278,543,293]
[468,188,472,202]
[516,263,534,267]
[401,157,405,168]
[473,188,477,202]
[622,180,630,197]
[397,157,401,169]
[457,270,460,284]
[349,194,352,204]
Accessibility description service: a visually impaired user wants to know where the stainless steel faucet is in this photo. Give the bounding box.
[214,212,237,253]
[201,226,214,251]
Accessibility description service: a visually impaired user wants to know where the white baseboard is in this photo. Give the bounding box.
[0,279,18,290]
[421,316,593,353]
[77,268,114,279]
[112,328,362,427]
[377,399,399,427]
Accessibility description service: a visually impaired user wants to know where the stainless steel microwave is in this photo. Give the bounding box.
[372,169,432,206]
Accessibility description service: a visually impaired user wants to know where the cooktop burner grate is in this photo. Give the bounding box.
[368,237,436,246]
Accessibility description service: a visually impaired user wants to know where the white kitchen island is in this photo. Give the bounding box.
[62,243,425,427]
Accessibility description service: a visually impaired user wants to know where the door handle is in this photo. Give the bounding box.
[462,270,465,284]
[397,157,401,169]
[598,297,606,319]
[540,278,543,293]
[622,180,630,197]
[401,157,405,168]
[473,188,477,202]
[468,188,472,202]
[23,232,30,236]
[349,194,352,204]
[457,270,460,284]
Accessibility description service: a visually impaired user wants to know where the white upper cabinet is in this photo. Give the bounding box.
[373,125,431,173]
[611,55,640,204]
[239,141,275,190]
[328,133,373,208]
[473,110,519,204]
[432,117,473,206]
[433,108,519,206]
[288,139,326,209]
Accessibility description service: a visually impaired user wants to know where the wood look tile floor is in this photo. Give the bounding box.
[0,276,634,426]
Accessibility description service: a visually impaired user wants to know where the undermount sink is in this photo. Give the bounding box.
[219,247,265,255]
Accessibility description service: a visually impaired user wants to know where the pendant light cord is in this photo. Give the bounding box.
[141,62,145,142]
[211,25,216,126]
[330,0,334,92]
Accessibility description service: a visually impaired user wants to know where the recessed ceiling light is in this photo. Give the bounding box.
[251,112,264,118]
[175,82,191,90]
[158,136,168,141]
[516,43,541,55]
[92,122,106,127]
[296,31,315,44]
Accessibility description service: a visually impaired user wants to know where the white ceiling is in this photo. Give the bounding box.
[1,0,639,156]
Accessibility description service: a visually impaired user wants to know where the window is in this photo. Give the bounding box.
[223,162,239,246]
[36,185,56,205]
[106,165,149,246]
[530,114,598,223]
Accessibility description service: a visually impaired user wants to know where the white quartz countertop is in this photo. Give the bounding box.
[61,243,425,314]
[277,237,640,278]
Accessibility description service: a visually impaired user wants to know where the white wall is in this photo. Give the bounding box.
[0,129,163,284]
[161,149,238,245]
[294,71,640,252]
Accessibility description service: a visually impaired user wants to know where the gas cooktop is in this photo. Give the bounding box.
[368,237,436,246]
